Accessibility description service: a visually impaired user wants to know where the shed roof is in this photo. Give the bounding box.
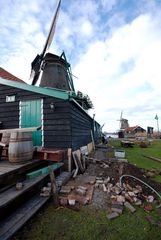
[125,126,146,132]
[0,76,69,100]
[0,67,26,83]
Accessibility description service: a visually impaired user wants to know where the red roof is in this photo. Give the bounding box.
[125,126,139,132]
[0,67,26,83]
[125,125,146,132]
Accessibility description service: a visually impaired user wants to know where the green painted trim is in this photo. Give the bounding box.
[26,162,64,179]
[60,51,75,92]
[0,77,70,100]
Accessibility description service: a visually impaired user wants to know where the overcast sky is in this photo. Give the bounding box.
[1,0,161,132]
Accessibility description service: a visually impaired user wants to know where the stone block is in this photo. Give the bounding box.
[77,196,89,205]
[68,199,76,206]
[59,197,68,206]
[116,195,125,203]
[124,201,136,213]
[111,200,123,206]
[111,203,123,214]
[107,212,119,220]
[60,187,71,194]
[75,188,86,196]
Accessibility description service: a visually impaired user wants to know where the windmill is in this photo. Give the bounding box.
[29,0,93,110]
[30,0,74,90]
[117,111,129,130]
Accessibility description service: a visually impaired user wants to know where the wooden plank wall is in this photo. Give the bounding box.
[0,84,93,150]
[0,84,71,149]
[43,98,71,149]
[0,85,20,129]
[69,101,92,150]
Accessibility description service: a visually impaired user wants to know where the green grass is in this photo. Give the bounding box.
[16,205,161,240]
[108,139,161,183]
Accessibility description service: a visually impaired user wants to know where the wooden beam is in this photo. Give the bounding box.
[143,155,161,163]
[0,126,41,133]
[48,166,59,206]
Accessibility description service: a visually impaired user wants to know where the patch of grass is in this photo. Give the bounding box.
[16,206,161,240]
[153,175,161,182]
[108,139,161,183]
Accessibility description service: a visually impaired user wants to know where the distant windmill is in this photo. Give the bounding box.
[117,111,129,130]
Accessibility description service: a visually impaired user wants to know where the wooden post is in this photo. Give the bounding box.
[67,148,72,172]
[157,118,160,137]
[155,114,160,137]
[48,166,59,206]
[90,130,95,151]
[118,163,124,176]
[0,146,2,160]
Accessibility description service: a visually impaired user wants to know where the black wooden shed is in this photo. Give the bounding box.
[0,71,101,151]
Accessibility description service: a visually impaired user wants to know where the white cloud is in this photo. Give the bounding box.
[1,0,161,132]
[74,11,161,131]
[20,16,41,35]
[80,20,93,36]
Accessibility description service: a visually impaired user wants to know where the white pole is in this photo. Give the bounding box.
[157,118,159,137]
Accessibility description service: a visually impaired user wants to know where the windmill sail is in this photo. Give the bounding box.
[42,0,61,56]
[31,0,61,85]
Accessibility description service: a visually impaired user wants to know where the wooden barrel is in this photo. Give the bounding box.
[8,132,33,163]
[1,132,10,145]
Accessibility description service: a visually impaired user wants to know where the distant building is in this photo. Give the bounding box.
[124,125,146,137]
[147,127,153,134]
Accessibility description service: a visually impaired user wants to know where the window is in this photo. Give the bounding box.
[6,95,15,102]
